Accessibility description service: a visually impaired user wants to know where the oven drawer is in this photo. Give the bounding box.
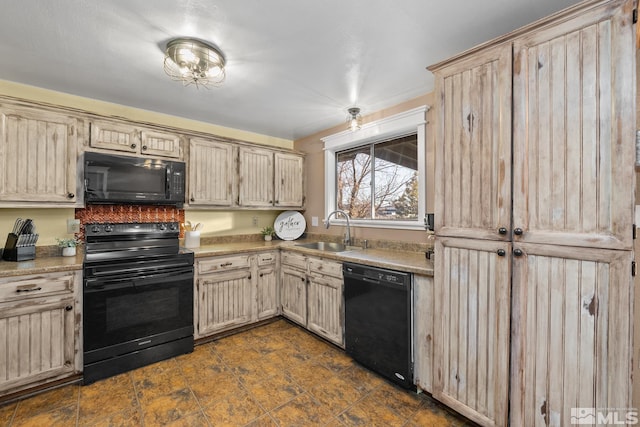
[308,257,342,278]
[0,271,76,301]
[281,251,306,270]
[257,252,277,266]
[198,254,252,274]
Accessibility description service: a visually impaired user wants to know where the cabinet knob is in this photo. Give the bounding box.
[513,248,524,257]
[130,143,137,149]
[190,197,195,202]
[142,145,148,151]
[514,228,523,235]
[300,277,305,282]
[259,273,263,277]
[275,200,279,204]
[498,227,507,235]
[497,249,506,257]
[67,192,75,199]
[65,305,73,311]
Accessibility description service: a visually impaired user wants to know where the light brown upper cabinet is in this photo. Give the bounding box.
[89,119,183,159]
[0,105,80,205]
[188,137,235,206]
[274,152,305,208]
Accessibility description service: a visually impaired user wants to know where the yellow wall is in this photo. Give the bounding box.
[0,80,293,245]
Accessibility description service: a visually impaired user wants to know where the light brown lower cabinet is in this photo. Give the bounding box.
[413,274,434,394]
[256,252,279,320]
[0,270,82,396]
[280,265,307,326]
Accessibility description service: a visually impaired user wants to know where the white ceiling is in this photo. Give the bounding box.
[0,0,582,141]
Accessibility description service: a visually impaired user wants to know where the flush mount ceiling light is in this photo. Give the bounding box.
[163,37,226,89]
[347,107,362,131]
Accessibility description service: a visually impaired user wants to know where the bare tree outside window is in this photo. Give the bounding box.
[336,134,418,220]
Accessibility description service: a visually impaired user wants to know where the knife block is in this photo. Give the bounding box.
[2,233,36,261]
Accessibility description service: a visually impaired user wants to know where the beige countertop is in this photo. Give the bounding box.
[0,239,433,278]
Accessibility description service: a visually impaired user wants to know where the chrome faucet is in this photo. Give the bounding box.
[324,210,351,246]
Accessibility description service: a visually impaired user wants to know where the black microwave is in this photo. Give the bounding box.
[84,152,185,207]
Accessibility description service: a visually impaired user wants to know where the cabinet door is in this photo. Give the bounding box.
[280,266,307,326]
[197,269,253,337]
[0,297,76,393]
[188,138,235,206]
[433,237,511,427]
[140,129,182,159]
[414,274,434,393]
[89,120,139,154]
[274,152,304,208]
[433,43,512,241]
[512,0,635,250]
[307,272,343,347]
[510,243,632,426]
[256,266,279,320]
[0,106,78,203]
[238,146,274,207]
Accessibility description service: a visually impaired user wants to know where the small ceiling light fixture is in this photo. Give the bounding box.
[164,37,226,89]
[347,107,362,131]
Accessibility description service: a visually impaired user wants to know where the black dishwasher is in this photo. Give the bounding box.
[343,262,413,389]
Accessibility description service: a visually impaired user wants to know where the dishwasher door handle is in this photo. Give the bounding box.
[362,277,381,285]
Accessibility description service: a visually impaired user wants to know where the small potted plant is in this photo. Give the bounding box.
[260,226,275,241]
[56,237,80,257]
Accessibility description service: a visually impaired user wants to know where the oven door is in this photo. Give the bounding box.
[83,265,193,364]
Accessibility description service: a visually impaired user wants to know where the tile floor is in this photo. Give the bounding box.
[0,319,473,426]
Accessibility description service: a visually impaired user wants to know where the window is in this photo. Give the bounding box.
[322,106,428,230]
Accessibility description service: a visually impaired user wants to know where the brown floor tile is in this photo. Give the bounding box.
[230,360,283,387]
[245,413,279,427]
[161,410,209,427]
[270,393,333,427]
[340,363,386,394]
[369,380,423,419]
[132,360,188,404]
[78,407,143,427]
[247,373,304,411]
[11,405,77,427]
[338,394,406,427]
[286,362,336,391]
[309,375,364,414]
[315,347,355,373]
[79,373,138,422]
[139,388,199,427]
[189,374,245,408]
[0,402,16,427]
[216,346,264,369]
[201,391,264,427]
[13,385,78,420]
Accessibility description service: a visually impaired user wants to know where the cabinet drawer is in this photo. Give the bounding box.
[0,271,76,301]
[308,257,342,278]
[198,255,252,274]
[281,251,307,270]
[257,252,277,266]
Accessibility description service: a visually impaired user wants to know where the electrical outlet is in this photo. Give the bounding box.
[312,216,319,227]
[67,219,80,234]
[252,216,258,226]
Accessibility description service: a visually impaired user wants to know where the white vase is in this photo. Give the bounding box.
[62,246,76,257]
[264,235,272,241]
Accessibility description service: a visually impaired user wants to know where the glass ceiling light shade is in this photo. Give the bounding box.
[164,38,226,89]
[347,107,362,131]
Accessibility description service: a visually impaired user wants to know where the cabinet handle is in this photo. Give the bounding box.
[130,143,137,149]
[263,258,273,262]
[65,305,73,311]
[498,227,507,235]
[190,197,195,202]
[497,249,506,257]
[16,287,42,293]
[142,145,148,151]
[248,274,251,280]
[513,248,524,257]
[220,262,233,267]
[514,228,523,236]
[67,192,75,199]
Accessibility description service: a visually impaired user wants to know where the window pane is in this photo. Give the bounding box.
[336,146,372,219]
[374,135,418,220]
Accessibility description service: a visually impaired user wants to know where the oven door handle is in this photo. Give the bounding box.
[85,268,193,291]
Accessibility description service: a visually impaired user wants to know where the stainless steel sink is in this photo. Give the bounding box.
[295,241,359,252]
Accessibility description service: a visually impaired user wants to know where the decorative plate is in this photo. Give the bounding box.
[274,211,306,241]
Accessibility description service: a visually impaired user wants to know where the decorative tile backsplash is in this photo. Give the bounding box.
[75,205,185,239]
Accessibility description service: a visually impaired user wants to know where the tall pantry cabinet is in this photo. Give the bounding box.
[429,1,636,426]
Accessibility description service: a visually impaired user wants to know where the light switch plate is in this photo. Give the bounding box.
[67,219,80,234]
[311,216,318,227]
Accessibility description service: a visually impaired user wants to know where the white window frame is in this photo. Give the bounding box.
[321,105,429,230]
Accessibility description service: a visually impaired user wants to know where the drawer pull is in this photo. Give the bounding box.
[220,262,233,267]
[65,305,73,311]
[263,258,273,262]
[16,287,42,293]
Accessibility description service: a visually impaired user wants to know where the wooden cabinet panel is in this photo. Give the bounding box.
[256,266,279,320]
[307,272,343,347]
[433,44,512,241]
[197,254,251,274]
[188,138,235,206]
[414,274,434,393]
[510,244,632,426]
[308,257,342,278]
[280,266,307,326]
[0,106,78,203]
[238,146,274,207]
[433,237,511,427]
[274,152,304,208]
[0,271,75,302]
[512,0,635,250]
[197,269,253,336]
[89,120,139,154]
[139,129,181,158]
